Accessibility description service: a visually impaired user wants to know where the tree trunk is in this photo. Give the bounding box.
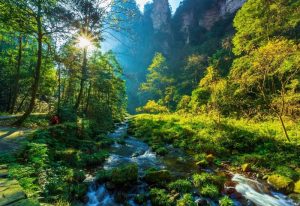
[278,86,290,142]
[16,94,27,113]
[57,63,61,114]
[10,34,23,114]
[278,114,290,142]
[13,11,42,126]
[84,82,92,114]
[74,48,87,112]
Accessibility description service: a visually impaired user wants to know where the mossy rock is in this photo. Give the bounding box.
[200,184,220,198]
[267,174,294,194]
[134,194,147,204]
[294,180,300,194]
[110,164,138,189]
[289,193,300,203]
[96,170,112,183]
[0,168,8,178]
[155,147,168,156]
[144,169,172,186]
[168,179,192,193]
[149,188,172,206]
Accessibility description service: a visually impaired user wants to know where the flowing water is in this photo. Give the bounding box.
[86,123,298,206]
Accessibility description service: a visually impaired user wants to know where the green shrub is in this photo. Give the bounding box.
[199,184,219,198]
[219,196,234,206]
[137,100,169,114]
[111,164,138,188]
[193,173,214,187]
[275,166,299,181]
[176,194,196,206]
[155,147,168,155]
[96,170,112,183]
[149,188,172,206]
[168,179,192,193]
[144,169,172,186]
[81,151,108,167]
[70,182,88,200]
[26,143,49,169]
[134,194,147,204]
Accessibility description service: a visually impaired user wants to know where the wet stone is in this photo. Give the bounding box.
[0,168,8,178]
[0,179,26,206]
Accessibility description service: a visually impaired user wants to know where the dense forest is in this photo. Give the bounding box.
[0,0,299,206]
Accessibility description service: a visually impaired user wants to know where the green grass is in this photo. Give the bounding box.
[0,113,49,128]
[130,113,300,174]
[0,122,113,204]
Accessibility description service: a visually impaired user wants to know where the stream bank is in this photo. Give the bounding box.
[86,122,298,206]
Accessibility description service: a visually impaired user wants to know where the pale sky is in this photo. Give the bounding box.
[136,0,181,14]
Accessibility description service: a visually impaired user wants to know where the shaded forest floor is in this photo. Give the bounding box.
[0,127,32,153]
[0,113,48,153]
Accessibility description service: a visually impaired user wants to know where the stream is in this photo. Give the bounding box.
[86,123,297,206]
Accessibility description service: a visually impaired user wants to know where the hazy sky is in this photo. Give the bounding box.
[136,0,181,14]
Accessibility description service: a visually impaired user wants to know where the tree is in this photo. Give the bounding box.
[233,0,300,55]
[140,53,174,104]
[230,39,300,141]
[136,100,169,114]
[184,54,207,88]
[1,0,66,125]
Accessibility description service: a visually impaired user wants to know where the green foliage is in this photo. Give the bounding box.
[140,53,175,105]
[168,179,192,193]
[137,100,169,114]
[189,88,210,113]
[199,184,219,198]
[26,143,48,169]
[176,193,196,206]
[96,170,112,183]
[110,163,138,188]
[275,166,299,181]
[144,169,172,187]
[233,0,300,55]
[219,196,234,206]
[149,188,172,206]
[176,95,191,112]
[134,194,147,205]
[131,114,300,182]
[192,173,224,189]
[80,151,108,167]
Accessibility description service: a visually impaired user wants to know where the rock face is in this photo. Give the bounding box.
[199,0,246,30]
[220,0,247,16]
[150,0,172,54]
[151,0,171,33]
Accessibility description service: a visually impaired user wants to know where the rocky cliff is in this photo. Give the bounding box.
[151,0,172,33]
[199,0,246,30]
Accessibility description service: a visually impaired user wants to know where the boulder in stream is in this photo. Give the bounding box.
[110,163,138,189]
[144,169,172,186]
[267,174,294,194]
[294,180,300,194]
